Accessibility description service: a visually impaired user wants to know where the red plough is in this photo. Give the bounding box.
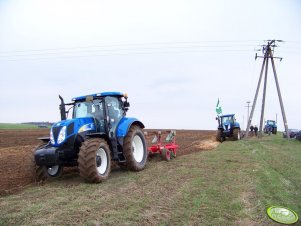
[147,130,179,161]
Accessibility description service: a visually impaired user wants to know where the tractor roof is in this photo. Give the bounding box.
[221,114,235,117]
[72,92,124,101]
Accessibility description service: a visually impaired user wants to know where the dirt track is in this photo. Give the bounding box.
[0,129,217,195]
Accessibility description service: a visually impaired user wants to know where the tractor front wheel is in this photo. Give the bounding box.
[123,126,147,171]
[33,144,63,181]
[36,165,64,181]
[233,128,241,141]
[216,129,223,142]
[78,138,111,183]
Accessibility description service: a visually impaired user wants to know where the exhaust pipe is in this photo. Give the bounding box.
[59,95,66,120]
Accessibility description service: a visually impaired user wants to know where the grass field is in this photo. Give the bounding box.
[0,123,41,129]
[0,134,300,225]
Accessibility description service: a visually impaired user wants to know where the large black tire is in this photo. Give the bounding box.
[33,144,63,182]
[233,128,241,141]
[272,128,277,134]
[78,138,111,183]
[36,165,64,181]
[123,126,147,171]
[216,129,223,142]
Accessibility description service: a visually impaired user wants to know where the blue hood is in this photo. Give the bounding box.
[222,121,240,131]
[223,122,231,131]
[51,117,95,146]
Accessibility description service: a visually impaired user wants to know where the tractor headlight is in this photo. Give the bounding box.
[50,129,55,145]
[57,126,67,144]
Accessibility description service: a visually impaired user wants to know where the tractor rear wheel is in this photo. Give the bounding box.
[78,138,111,183]
[273,128,277,134]
[233,128,241,141]
[123,125,147,171]
[216,129,223,142]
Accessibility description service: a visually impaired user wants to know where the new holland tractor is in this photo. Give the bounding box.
[216,114,241,142]
[264,120,277,135]
[34,92,147,183]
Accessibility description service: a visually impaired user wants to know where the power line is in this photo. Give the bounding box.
[0,45,256,58]
[1,48,255,62]
[2,39,299,62]
[0,41,261,61]
[0,40,261,54]
[3,40,300,55]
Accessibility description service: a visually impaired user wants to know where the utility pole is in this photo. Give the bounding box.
[245,40,289,139]
[259,54,269,136]
[243,115,245,131]
[245,101,251,130]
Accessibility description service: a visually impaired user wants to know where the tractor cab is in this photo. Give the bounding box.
[70,93,127,135]
[266,120,276,127]
[49,92,128,148]
[217,114,237,131]
[220,114,235,131]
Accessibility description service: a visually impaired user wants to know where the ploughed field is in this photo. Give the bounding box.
[0,129,217,195]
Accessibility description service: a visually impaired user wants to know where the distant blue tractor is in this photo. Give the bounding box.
[34,92,147,183]
[216,114,241,142]
[264,120,277,135]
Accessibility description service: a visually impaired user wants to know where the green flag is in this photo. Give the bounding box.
[216,98,222,115]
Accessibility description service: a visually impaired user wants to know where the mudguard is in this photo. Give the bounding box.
[116,117,145,138]
[233,122,240,128]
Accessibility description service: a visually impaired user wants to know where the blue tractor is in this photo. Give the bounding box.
[216,114,241,142]
[264,120,277,135]
[34,92,147,183]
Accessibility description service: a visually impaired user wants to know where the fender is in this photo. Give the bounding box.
[116,117,145,138]
[233,122,240,128]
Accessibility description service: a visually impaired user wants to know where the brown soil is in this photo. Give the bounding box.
[0,129,217,195]
[0,129,49,148]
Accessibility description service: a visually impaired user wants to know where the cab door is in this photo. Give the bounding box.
[105,96,123,137]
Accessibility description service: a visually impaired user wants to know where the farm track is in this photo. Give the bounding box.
[0,129,217,195]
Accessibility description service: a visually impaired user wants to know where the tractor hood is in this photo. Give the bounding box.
[222,121,240,131]
[50,117,95,147]
[223,121,231,131]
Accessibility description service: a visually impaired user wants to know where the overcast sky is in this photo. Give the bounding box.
[0,0,301,130]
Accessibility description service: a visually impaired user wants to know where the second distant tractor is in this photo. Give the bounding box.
[264,120,277,135]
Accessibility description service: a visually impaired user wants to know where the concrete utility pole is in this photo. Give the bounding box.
[245,101,251,130]
[245,40,289,139]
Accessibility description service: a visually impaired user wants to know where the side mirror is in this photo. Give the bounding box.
[123,101,130,112]
[215,117,218,120]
